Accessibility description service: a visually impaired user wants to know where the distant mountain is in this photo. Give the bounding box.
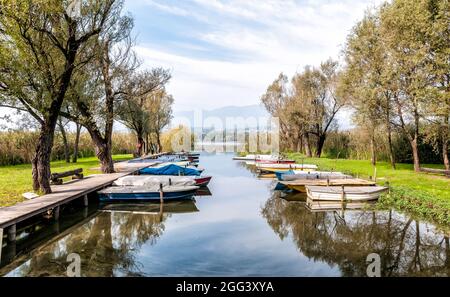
[173,104,271,129]
[171,104,354,131]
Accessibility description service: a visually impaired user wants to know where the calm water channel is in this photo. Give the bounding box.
[1,153,449,276]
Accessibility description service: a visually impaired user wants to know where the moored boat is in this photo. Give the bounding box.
[114,175,196,187]
[255,159,295,164]
[276,170,352,181]
[256,163,317,173]
[281,178,376,192]
[139,164,202,176]
[233,154,279,161]
[305,186,388,201]
[98,185,199,201]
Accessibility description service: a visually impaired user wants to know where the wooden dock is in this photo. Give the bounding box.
[0,158,163,257]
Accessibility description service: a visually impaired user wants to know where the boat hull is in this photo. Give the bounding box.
[194,176,212,187]
[258,167,316,173]
[282,179,376,193]
[306,186,388,201]
[255,159,295,164]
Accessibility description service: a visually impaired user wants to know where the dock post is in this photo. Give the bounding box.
[0,228,3,263]
[7,224,16,242]
[159,183,164,204]
[54,206,60,221]
[341,185,345,203]
[83,195,89,207]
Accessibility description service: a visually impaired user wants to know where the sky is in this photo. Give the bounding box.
[0,0,384,130]
[125,0,385,113]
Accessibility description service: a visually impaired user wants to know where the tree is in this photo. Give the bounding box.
[261,73,294,151]
[293,60,344,158]
[61,1,136,173]
[147,88,174,153]
[57,117,71,163]
[117,68,171,157]
[342,9,396,168]
[0,0,116,193]
[72,122,82,163]
[380,0,435,172]
[423,0,450,170]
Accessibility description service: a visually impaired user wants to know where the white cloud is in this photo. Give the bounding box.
[134,0,386,113]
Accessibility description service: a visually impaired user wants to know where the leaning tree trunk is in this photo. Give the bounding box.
[97,142,114,173]
[136,134,145,157]
[86,126,115,173]
[58,118,70,163]
[315,134,326,158]
[32,122,57,194]
[72,123,81,163]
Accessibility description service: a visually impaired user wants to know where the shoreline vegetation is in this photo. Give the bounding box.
[0,154,133,207]
[288,153,450,226]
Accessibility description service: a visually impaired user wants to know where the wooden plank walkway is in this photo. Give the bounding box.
[0,159,160,232]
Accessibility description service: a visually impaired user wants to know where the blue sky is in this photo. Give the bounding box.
[124,0,384,113]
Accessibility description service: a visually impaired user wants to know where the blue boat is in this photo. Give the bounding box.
[139,164,202,176]
[275,170,295,181]
[98,185,199,201]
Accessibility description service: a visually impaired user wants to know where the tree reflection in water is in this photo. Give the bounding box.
[6,205,169,276]
[261,191,450,276]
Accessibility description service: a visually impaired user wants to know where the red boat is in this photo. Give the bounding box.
[255,159,295,164]
[194,176,212,187]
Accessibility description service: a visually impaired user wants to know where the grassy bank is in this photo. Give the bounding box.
[0,154,133,207]
[288,153,450,226]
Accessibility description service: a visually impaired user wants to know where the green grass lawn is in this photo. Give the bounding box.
[0,154,133,207]
[288,153,450,225]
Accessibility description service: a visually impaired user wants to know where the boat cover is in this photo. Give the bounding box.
[114,175,196,187]
[139,164,201,176]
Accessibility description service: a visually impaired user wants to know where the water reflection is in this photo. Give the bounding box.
[2,200,198,276]
[1,154,449,277]
[262,190,450,276]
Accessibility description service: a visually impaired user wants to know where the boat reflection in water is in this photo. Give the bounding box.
[194,187,212,197]
[263,190,450,277]
[1,200,199,277]
[305,198,376,213]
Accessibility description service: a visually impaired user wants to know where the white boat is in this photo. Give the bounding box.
[306,186,388,202]
[281,171,352,181]
[256,163,318,172]
[113,175,196,187]
[232,154,279,161]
